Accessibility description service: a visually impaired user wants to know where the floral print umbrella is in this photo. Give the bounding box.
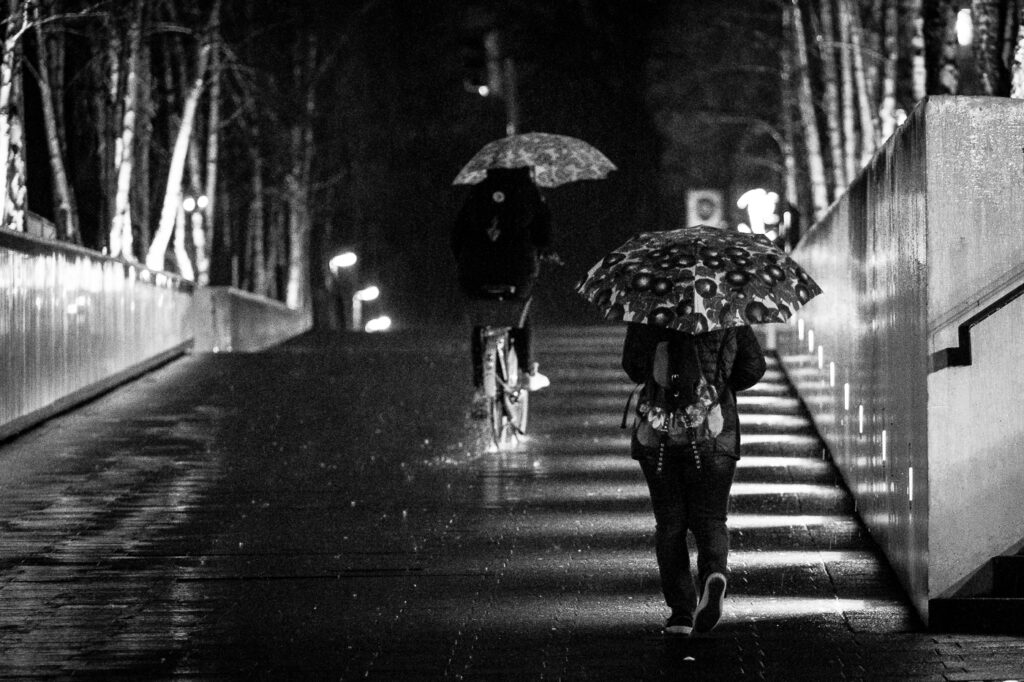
[576,225,822,334]
[453,132,617,188]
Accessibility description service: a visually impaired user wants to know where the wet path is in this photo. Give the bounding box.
[1,327,1022,680]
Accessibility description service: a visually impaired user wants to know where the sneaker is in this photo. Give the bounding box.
[527,363,550,391]
[694,573,727,633]
[664,610,693,636]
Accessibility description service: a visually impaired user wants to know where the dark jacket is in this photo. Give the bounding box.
[622,323,766,458]
[451,168,551,299]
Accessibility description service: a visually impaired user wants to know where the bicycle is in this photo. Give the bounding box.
[468,287,532,449]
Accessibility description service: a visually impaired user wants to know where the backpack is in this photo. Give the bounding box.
[626,334,726,451]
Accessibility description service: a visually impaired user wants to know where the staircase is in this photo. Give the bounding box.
[929,553,1024,634]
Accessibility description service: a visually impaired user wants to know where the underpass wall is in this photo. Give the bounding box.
[776,96,1024,623]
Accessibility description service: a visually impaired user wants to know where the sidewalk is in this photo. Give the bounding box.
[0,326,1022,680]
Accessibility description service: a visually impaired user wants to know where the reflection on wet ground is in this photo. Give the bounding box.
[1,327,1022,680]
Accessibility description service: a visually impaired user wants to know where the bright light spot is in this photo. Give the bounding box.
[735,456,827,470]
[364,315,391,332]
[858,405,865,434]
[797,318,805,340]
[731,483,843,497]
[196,195,209,210]
[730,514,842,529]
[829,362,836,387]
[477,85,490,97]
[182,196,196,212]
[807,329,815,353]
[908,466,914,503]
[817,344,824,369]
[354,285,379,301]
[330,251,357,270]
[843,382,850,410]
[956,9,973,46]
[765,229,778,241]
[737,188,780,235]
[737,223,752,233]
[881,429,887,462]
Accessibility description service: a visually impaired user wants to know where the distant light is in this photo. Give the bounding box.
[477,85,490,97]
[354,285,379,301]
[956,9,973,46]
[196,195,209,210]
[365,315,392,332]
[330,252,357,270]
[737,223,752,233]
[182,196,196,212]
[765,229,778,241]
[737,188,780,235]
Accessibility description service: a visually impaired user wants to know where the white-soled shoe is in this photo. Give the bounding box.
[694,573,727,633]
[527,364,550,391]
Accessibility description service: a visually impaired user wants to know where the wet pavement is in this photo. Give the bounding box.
[1,325,1022,681]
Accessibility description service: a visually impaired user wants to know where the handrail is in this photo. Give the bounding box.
[929,280,1024,372]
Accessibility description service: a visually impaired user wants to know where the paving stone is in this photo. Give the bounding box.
[0,327,1022,679]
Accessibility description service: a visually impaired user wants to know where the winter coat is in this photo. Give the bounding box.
[451,168,551,300]
[621,323,766,458]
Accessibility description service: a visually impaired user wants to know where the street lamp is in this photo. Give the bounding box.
[352,285,379,331]
[365,315,392,333]
[330,251,357,272]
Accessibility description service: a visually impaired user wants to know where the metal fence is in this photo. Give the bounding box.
[1,229,193,439]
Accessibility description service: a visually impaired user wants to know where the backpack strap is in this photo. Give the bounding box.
[621,383,644,429]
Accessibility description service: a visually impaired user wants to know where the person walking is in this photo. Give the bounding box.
[622,322,766,635]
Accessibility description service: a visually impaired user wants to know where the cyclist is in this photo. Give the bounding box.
[451,167,554,411]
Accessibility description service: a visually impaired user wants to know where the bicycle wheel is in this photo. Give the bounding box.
[488,333,529,447]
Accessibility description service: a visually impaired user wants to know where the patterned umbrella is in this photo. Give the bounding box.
[452,132,617,188]
[576,225,822,334]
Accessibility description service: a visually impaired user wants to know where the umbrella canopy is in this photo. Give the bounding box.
[452,132,617,188]
[576,225,822,334]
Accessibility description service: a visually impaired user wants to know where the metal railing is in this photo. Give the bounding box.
[1,229,193,439]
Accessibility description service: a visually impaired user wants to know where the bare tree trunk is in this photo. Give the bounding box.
[1,0,29,231]
[109,0,143,258]
[924,0,960,94]
[173,203,194,280]
[285,37,317,310]
[844,0,880,167]
[902,0,927,103]
[145,42,211,274]
[1012,6,1024,97]
[973,0,1011,94]
[135,29,153,255]
[32,0,79,242]
[198,0,222,286]
[790,1,830,220]
[779,9,802,243]
[249,149,266,295]
[839,0,859,182]
[880,0,899,139]
[816,0,847,193]
[33,0,77,241]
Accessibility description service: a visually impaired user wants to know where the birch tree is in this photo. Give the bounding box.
[144,34,211,274]
[32,0,78,242]
[845,0,880,165]
[1012,5,1024,97]
[815,0,847,191]
[1,0,29,231]
[972,0,1011,94]
[108,0,145,257]
[880,0,900,139]
[197,0,222,286]
[790,0,830,219]
[284,35,318,310]
[924,0,960,94]
[838,0,858,182]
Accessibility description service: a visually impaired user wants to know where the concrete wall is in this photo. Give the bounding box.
[777,96,1024,623]
[192,286,313,352]
[1,229,193,441]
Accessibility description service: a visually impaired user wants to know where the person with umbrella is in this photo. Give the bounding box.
[452,132,617,409]
[577,225,822,635]
[451,166,554,401]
